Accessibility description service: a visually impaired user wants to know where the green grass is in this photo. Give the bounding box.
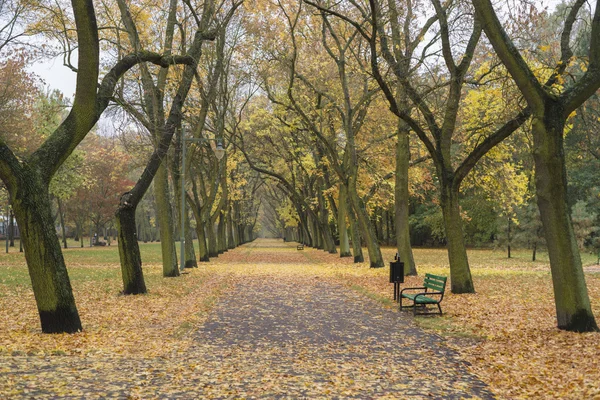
[1,242,598,290]
[0,241,171,288]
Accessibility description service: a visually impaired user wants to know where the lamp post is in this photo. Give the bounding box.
[180,128,225,271]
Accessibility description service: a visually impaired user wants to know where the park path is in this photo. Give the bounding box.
[0,239,495,399]
[190,239,495,399]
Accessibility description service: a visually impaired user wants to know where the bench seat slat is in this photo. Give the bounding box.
[402,294,439,304]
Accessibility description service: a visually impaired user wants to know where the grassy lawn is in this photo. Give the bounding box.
[1,241,599,399]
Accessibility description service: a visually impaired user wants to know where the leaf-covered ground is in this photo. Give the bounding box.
[337,248,600,400]
[0,239,598,398]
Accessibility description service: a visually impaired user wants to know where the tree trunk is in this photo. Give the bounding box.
[375,207,383,242]
[337,184,352,257]
[189,200,209,262]
[172,149,197,268]
[310,213,322,249]
[533,107,598,331]
[395,125,417,275]
[115,202,147,294]
[347,198,364,263]
[232,203,241,247]
[217,211,226,254]
[9,208,15,247]
[154,163,179,277]
[207,220,218,258]
[440,183,474,293]
[184,217,197,267]
[57,198,68,249]
[227,205,236,249]
[11,173,81,333]
[348,183,383,268]
[318,186,337,254]
[507,217,512,258]
[196,225,209,261]
[298,210,312,246]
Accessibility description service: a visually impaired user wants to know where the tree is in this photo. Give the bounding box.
[113,0,241,292]
[512,201,546,261]
[0,0,197,332]
[306,0,530,290]
[473,0,600,331]
[0,0,98,333]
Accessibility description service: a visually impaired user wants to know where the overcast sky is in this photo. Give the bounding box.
[30,54,77,98]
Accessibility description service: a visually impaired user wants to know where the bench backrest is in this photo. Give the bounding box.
[424,273,447,293]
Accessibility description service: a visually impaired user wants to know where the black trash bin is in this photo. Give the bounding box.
[390,254,404,301]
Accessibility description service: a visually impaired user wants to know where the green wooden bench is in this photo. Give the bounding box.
[400,273,447,315]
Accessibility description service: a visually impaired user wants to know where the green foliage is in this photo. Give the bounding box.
[571,200,599,251]
[461,195,498,246]
[512,202,545,254]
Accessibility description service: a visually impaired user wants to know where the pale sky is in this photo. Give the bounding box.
[30,54,77,99]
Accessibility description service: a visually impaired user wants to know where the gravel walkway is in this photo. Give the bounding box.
[191,243,495,399]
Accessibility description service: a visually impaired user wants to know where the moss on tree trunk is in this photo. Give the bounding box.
[207,220,218,258]
[440,183,475,294]
[11,171,82,333]
[154,164,179,277]
[116,202,147,294]
[395,125,417,275]
[348,182,383,268]
[533,106,598,332]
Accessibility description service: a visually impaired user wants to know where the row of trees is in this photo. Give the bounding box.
[0,0,598,334]
[0,0,261,333]
[228,0,599,332]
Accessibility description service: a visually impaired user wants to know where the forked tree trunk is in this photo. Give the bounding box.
[472,0,599,333]
[115,202,147,294]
